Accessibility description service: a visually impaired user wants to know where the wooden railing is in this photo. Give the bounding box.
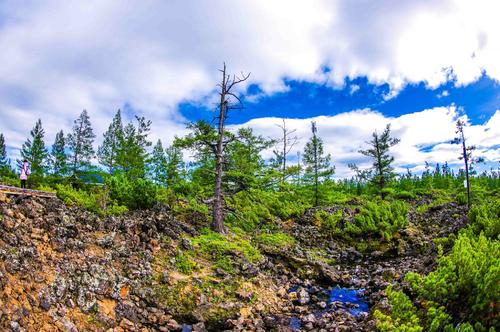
[0,184,56,198]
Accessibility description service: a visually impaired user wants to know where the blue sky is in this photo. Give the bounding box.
[0,0,499,177]
[180,74,499,126]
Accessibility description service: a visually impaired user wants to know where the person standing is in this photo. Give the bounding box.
[20,159,29,189]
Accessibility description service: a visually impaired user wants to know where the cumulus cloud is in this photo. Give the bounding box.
[233,107,500,178]
[0,0,498,171]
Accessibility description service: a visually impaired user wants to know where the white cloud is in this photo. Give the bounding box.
[349,84,360,95]
[233,106,500,178]
[437,90,450,98]
[0,0,499,171]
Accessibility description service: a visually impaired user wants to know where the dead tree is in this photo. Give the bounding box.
[274,118,299,184]
[212,63,250,233]
[452,120,483,209]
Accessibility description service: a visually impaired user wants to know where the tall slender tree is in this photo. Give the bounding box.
[350,124,400,198]
[165,144,185,188]
[50,130,68,175]
[98,110,124,173]
[67,110,96,174]
[149,139,168,185]
[272,118,299,184]
[19,119,49,176]
[302,121,334,206]
[452,120,483,209]
[176,64,250,233]
[0,133,9,170]
[212,63,250,233]
[0,133,13,177]
[116,116,152,179]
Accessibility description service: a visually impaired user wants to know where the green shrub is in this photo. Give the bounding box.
[191,229,262,273]
[224,189,310,232]
[455,192,468,205]
[374,286,423,332]
[405,231,499,328]
[0,175,19,187]
[172,198,210,226]
[56,184,101,213]
[381,187,396,198]
[346,200,408,241]
[467,200,500,239]
[36,184,56,192]
[156,187,177,206]
[314,210,343,238]
[56,184,128,216]
[107,173,158,209]
[255,232,295,249]
[131,178,158,209]
[105,203,128,216]
[395,190,416,200]
[426,304,452,332]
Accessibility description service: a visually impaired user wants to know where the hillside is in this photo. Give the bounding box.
[2,189,495,331]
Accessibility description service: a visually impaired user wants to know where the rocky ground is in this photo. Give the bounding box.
[0,192,468,331]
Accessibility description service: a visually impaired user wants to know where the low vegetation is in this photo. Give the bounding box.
[376,199,500,331]
[1,105,499,331]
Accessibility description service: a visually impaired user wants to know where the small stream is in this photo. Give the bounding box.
[329,286,369,316]
[289,285,369,331]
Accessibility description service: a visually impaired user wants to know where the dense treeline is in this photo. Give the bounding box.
[0,107,498,215]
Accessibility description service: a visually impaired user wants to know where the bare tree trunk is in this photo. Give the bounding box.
[282,120,287,181]
[275,119,298,185]
[213,65,227,234]
[461,130,471,209]
[313,124,319,206]
[211,63,250,233]
[373,135,386,199]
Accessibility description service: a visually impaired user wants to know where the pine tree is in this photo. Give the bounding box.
[175,120,218,195]
[116,116,152,179]
[19,119,49,176]
[353,124,400,198]
[0,133,9,170]
[302,121,334,206]
[50,130,67,175]
[67,110,96,174]
[225,127,273,192]
[149,139,168,185]
[98,110,124,173]
[165,144,185,188]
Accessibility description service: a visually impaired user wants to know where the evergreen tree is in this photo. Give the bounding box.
[225,127,273,192]
[0,133,9,170]
[165,144,185,189]
[149,139,168,185]
[175,120,218,196]
[98,110,124,173]
[302,121,334,206]
[352,124,400,198]
[116,116,152,179]
[67,110,96,174]
[50,130,67,175]
[19,119,49,176]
